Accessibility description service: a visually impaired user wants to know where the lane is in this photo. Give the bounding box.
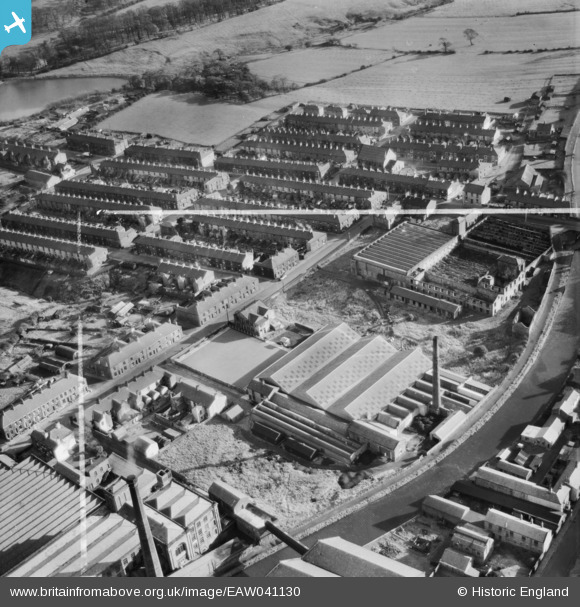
[244,252,580,576]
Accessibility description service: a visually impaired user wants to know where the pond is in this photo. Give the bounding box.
[0,77,127,122]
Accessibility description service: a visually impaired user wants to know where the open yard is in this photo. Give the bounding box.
[174,327,287,389]
[156,416,379,529]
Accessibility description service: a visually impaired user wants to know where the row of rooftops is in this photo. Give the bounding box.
[216,156,329,172]
[183,275,258,313]
[1,140,66,159]
[0,373,87,428]
[240,174,384,199]
[0,227,107,257]
[259,127,369,146]
[135,234,254,264]
[56,179,196,198]
[99,158,222,180]
[339,167,453,190]
[37,191,162,213]
[193,213,322,239]
[2,210,136,237]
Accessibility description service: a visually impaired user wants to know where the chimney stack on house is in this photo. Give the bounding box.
[432,336,441,414]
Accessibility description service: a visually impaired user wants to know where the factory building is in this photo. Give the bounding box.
[248,323,490,464]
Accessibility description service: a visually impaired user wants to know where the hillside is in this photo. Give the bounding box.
[32,0,448,78]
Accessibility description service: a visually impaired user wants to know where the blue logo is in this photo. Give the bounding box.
[0,1,32,57]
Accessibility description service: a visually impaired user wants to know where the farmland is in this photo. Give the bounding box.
[98,92,286,145]
[39,0,446,78]
[248,47,392,86]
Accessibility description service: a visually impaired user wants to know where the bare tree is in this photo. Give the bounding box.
[439,37,452,53]
[463,28,479,46]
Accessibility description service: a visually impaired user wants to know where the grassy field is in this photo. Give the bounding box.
[343,10,579,53]
[156,417,379,528]
[98,92,285,145]
[248,47,392,85]
[41,0,443,78]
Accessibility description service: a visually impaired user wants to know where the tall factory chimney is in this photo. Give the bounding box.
[127,475,164,577]
[432,336,441,414]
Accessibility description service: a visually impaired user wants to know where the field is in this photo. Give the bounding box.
[40,0,444,78]
[98,92,286,145]
[248,47,392,85]
[175,327,286,389]
[156,416,379,528]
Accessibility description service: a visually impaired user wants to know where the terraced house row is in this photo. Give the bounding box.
[240,175,387,209]
[1,140,67,170]
[36,192,163,225]
[134,235,255,273]
[55,179,198,210]
[190,196,360,233]
[2,211,138,248]
[0,228,108,274]
[338,168,464,200]
[191,214,327,252]
[98,158,229,193]
[125,143,215,168]
[0,374,88,440]
[214,156,331,181]
[176,275,259,327]
[238,138,357,164]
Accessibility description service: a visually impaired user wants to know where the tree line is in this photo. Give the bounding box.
[0,0,281,77]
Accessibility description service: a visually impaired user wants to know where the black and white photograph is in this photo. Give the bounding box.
[0,0,579,592]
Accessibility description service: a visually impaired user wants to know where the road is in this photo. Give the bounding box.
[244,251,580,576]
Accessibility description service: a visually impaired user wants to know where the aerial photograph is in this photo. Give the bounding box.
[0,0,579,582]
